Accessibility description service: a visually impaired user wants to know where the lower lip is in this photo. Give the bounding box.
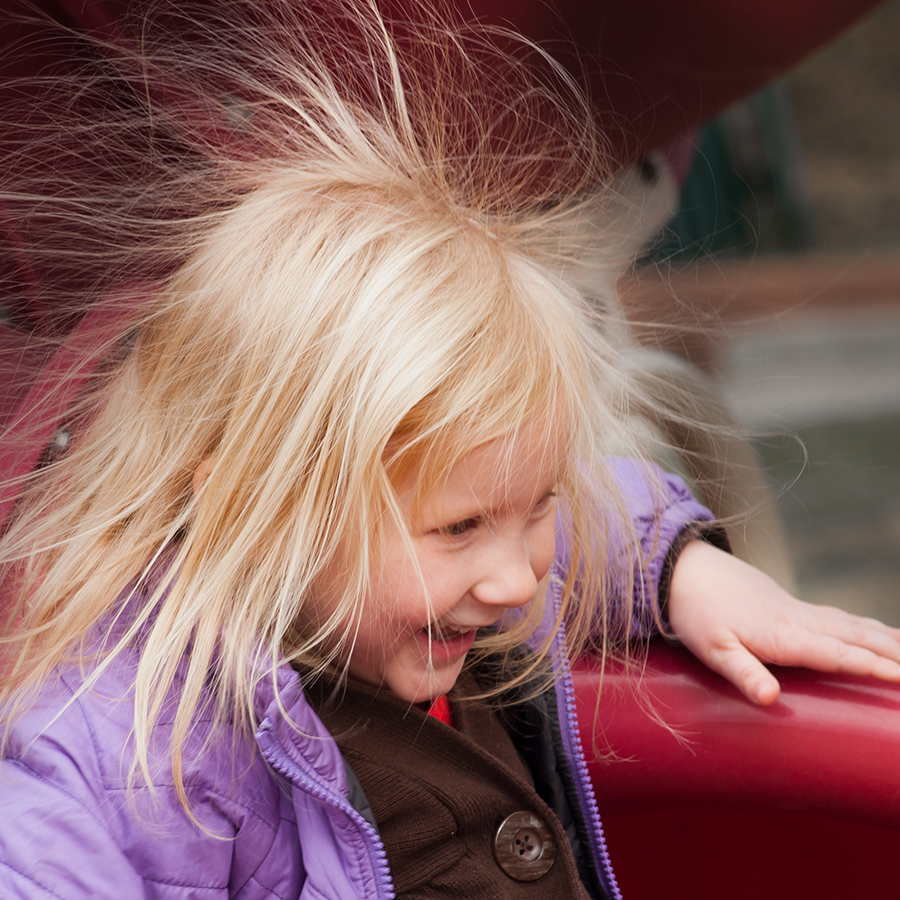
[415,628,476,662]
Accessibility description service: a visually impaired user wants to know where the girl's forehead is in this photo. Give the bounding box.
[397,418,568,514]
[457,420,564,482]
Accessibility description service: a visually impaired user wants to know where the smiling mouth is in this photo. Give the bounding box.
[424,623,475,641]
[416,624,477,661]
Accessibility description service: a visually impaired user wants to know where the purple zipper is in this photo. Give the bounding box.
[257,720,396,900]
[549,572,624,900]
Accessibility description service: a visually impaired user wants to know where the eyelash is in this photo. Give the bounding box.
[436,492,557,539]
[438,518,479,538]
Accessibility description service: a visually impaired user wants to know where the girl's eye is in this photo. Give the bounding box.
[438,517,479,538]
[532,491,558,516]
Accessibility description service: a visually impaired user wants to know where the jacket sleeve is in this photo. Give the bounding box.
[0,708,149,899]
[556,457,721,642]
[608,457,724,639]
[0,669,239,900]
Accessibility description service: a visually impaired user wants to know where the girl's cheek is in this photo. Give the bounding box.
[532,520,558,583]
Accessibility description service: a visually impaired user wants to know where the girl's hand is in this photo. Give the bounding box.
[666,540,900,705]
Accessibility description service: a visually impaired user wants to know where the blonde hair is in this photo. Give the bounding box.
[0,0,652,800]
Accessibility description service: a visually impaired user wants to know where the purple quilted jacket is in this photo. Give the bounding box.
[0,459,714,900]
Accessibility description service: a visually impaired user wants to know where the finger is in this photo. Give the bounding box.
[809,604,900,638]
[779,633,900,682]
[826,615,900,663]
[700,642,782,706]
[775,603,900,666]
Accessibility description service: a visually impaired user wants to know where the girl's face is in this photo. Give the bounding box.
[313,419,562,703]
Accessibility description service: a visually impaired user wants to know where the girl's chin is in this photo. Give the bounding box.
[388,655,469,704]
[346,630,476,703]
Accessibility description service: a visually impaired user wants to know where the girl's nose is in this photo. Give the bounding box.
[471,537,539,610]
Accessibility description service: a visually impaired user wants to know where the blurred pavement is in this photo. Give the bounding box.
[720,298,900,624]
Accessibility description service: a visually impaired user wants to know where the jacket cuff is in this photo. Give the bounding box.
[655,523,732,633]
[604,458,721,641]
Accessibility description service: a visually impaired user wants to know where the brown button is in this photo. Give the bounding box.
[493,810,556,881]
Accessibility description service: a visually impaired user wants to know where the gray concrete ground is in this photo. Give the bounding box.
[705,0,900,624]
[720,305,900,624]
[722,308,900,429]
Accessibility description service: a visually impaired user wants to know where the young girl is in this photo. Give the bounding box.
[2,3,899,898]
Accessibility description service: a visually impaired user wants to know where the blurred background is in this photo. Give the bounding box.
[2,0,896,622]
[639,0,900,622]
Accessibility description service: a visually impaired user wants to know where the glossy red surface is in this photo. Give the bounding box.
[2,0,886,327]
[7,0,887,169]
[447,0,886,165]
[575,641,900,897]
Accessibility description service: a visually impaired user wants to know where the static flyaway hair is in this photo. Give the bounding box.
[0,0,653,801]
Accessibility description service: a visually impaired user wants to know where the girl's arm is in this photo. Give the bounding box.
[597,458,724,639]
[604,458,900,704]
[0,755,148,899]
[667,540,900,705]
[0,668,240,897]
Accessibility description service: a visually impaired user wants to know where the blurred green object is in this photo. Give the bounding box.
[655,83,818,260]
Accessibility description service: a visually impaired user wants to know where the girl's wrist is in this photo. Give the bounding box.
[657,524,731,633]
